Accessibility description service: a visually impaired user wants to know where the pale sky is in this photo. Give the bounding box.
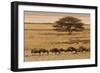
[24,11,90,24]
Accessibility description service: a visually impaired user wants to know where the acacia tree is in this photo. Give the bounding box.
[53,16,85,34]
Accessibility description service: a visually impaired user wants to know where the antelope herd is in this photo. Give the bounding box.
[26,46,90,56]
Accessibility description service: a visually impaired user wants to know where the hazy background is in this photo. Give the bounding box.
[24,11,90,24]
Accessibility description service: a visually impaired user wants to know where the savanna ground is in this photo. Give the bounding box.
[24,23,90,62]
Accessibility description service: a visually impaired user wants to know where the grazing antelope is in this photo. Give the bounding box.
[31,49,40,55]
[39,49,49,55]
[78,46,88,52]
[65,47,77,54]
[31,48,49,55]
[50,48,61,55]
[59,48,65,52]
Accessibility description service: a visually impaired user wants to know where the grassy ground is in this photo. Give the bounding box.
[24,51,90,62]
[24,23,90,62]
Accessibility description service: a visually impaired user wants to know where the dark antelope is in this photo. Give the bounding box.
[50,48,61,55]
[31,48,49,55]
[65,47,77,54]
[78,46,90,52]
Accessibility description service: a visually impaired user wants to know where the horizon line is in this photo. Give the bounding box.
[24,22,90,25]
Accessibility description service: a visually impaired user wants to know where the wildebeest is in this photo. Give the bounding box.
[31,49,40,55]
[65,47,77,54]
[50,48,61,55]
[86,48,90,52]
[78,46,88,52]
[30,46,89,56]
[31,48,49,55]
[39,49,49,55]
[59,48,65,52]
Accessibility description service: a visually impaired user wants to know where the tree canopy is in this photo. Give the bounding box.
[53,16,85,34]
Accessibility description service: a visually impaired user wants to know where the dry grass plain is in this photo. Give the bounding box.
[24,23,90,62]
